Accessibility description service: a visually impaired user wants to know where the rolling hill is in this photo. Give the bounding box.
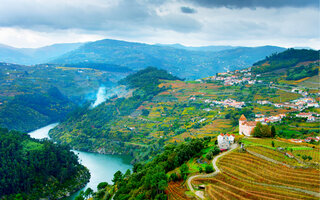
[0,42,82,65]
[52,39,285,79]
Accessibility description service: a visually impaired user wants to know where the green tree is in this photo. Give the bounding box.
[180,163,189,180]
[253,122,271,137]
[97,182,108,190]
[112,171,123,184]
[271,126,276,138]
[84,188,93,199]
[169,173,179,182]
[198,166,203,173]
[205,165,214,173]
[206,152,213,160]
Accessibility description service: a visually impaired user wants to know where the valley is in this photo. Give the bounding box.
[1,1,319,200]
[0,47,319,200]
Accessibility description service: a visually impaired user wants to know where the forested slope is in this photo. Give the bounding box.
[0,128,90,199]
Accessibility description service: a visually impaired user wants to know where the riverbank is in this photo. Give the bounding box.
[29,123,132,200]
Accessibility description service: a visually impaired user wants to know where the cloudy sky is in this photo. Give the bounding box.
[0,0,319,48]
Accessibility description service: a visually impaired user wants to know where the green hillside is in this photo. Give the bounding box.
[0,62,129,132]
[0,128,90,199]
[52,39,285,79]
[252,48,319,74]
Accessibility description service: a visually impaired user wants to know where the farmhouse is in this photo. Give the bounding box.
[239,115,257,136]
[217,133,235,150]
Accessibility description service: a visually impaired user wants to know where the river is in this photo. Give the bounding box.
[28,123,132,199]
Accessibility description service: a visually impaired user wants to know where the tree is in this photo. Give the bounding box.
[302,155,308,161]
[205,165,214,173]
[112,171,123,184]
[206,152,213,160]
[75,191,85,200]
[84,188,93,199]
[97,182,108,190]
[253,122,271,137]
[169,173,179,182]
[124,169,131,178]
[198,166,203,173]
[271,141,275,147]
[253,122,263,137]
[180,163,189,180]
[271,126,276,138]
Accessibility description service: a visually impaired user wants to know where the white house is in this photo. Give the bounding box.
[218,133,235,150]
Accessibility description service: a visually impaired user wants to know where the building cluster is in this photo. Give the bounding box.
[255,113,286,123]
[258,97,319,111]
[289,136,320,143]
[207,68,259,86]
[296,112,319,122]
[205,98,245,108]
[291,88,308,96]
[217,133,235,150]
[210,75,256,86]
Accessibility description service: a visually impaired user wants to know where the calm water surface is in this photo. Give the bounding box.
[28,123,132,199]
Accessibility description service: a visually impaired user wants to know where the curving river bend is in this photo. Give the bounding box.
[28,123,132,199]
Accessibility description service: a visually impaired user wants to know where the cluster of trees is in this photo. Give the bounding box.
[252,49,319,74]
[286,63,318,80]
[107,137,210,200]
[0,87,74,132]
[225,107,254,126]
[252,122,276,138]
[0,128,89,199]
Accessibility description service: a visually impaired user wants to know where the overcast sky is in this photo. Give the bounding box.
[0,0,319,48]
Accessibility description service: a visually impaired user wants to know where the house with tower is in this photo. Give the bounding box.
[239,114,257,136]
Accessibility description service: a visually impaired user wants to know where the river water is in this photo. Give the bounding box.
[28,123,132,198]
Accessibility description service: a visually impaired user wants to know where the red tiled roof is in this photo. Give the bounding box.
[239,114,247,121]
[242,121,257,126]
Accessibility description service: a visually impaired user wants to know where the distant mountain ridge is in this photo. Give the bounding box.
[155,43,239,52]
[0,42,83,65]
[52,39,285,79]
[0,39,286,79]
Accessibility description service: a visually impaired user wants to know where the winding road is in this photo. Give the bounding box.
[187,143,238,199]
[187,143,319,199]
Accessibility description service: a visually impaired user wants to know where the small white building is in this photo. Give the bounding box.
[218,133,235,150]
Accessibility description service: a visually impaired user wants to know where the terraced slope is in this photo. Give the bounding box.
[193,151,320,199]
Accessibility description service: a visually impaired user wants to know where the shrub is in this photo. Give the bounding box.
[205,165,214,173]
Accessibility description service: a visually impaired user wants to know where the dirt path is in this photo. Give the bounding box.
[187,143,319,199]
[246,149,293,168]
[187,143,238,199]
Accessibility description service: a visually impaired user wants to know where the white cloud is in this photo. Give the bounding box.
[0,0,318,49]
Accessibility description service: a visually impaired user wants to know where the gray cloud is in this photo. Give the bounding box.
[186,0,319,9]
[0,0,202,33]
[181,6,197,14]
[0,0,318,49]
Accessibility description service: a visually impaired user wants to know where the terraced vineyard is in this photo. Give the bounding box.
[246,146,300,166]
[193,151,320,199]
[166,181,190,200]
[293,149,320,164]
